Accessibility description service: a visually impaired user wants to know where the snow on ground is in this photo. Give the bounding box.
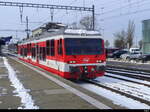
[106,72,150,85]
[79,82,150,109]
[3,57,39,109]
[107,69,150,78]
[107,58,150,65]
[95,76,150,102]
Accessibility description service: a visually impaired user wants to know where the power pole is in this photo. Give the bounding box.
[92,5,95,30]
[50,8,54,22]
[25,16,30,38]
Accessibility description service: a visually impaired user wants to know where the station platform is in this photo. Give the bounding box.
[0,55,124,109]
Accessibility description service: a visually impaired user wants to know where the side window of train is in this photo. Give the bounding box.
[25,48,27,56]
[40,47,42,60]
[50,39,55,56]
[58,39,63,55]
[33,47,36,59]
[46,40,50,56]
[30,44,31,53]
[31,47,36,59]
[31,48,33,58]
[42,47,46,61]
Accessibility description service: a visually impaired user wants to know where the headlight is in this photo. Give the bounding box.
[68,61,76,64]
[97,60,103,63]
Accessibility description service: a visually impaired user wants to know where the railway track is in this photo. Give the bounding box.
[107,66,150,76]
[104,74,150,87]
[83,79,150,106]
[6,53,150,107]
[106,67,150,81]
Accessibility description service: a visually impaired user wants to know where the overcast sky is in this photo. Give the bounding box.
[0,0,150,47]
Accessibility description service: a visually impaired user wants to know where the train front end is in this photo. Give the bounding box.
[63,34,106,80]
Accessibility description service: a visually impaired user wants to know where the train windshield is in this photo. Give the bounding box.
[65,38,103,55]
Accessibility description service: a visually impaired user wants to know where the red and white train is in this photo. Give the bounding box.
[17,23,106,80]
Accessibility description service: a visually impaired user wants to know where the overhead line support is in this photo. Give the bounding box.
[0,1,95,30]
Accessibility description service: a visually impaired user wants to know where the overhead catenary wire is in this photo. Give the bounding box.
[98,0,121,6]
[95,0,148,16]
[35,0,86,26]
[0,29,26,32]
[99,6,150,21]
[95,0,150,21]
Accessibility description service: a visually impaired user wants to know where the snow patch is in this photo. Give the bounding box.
[65,29,100,35]
[95,76,150,102]
[80,83,150,109]
[106,72,150,85]
[3,57,39,109]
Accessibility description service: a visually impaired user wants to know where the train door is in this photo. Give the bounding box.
[57,39,63,59]
[56,39,64,74]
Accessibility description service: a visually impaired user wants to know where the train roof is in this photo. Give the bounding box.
[18,22,102,45]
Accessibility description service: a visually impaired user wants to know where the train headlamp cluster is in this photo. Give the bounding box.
[68,61,76,64]
[96,60,102,63]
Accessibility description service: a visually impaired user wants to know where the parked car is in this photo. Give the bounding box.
[120,52,142,61]
[138,54,150,62]
[106,48,120,58]
[129,48,140,53]
[112,50,128,59]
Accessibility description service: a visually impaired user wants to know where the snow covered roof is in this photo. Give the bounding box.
[64,29,100,35]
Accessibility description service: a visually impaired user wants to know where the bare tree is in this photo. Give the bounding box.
[105,40,110,48]
[126,20,135,48]
[113,30,126,49]
[79,16,93,30]
[70,22,78,29]
[113,20,135,49]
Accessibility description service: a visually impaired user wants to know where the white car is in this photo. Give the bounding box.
[129,48,140,53]
[121,52,142,61]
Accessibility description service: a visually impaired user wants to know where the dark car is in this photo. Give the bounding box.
[106,48,120,58]
[112,50,128,59]
[138,54,150,62]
